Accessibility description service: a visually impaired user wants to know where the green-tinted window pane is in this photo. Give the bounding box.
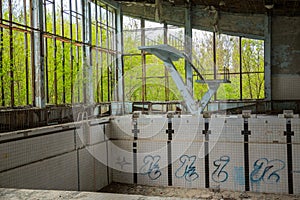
[146,78,166,101]
[242,38,264,73]
[217,74,240,100]
[216,34,239,74]
[123,55,142,101]
[194,83,209,101]
[242,73,264,99]
[192,30,214,79]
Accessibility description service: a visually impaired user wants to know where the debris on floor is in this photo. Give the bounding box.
[99,182,300,200]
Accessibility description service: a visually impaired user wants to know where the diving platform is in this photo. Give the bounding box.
[138,44,230,115]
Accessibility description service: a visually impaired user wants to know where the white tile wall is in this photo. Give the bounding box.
[0,120,110,192]
[79,148,95,191]
[0,151,78,190]
[109,140,134,184]
[0,130,75,172]
[109,116,133,139]
[79,143,108,191]
[1,115,299,194]
[219,118,244,142]
[249,118,286,143]
[109,115,300,194]
[249,144,288,194]
[93,143,110,190]
[172,142,205,188]
[209,142,244,191]
[138,117,168,140]
[209,117,229,142]
[173,117,203,142]
[137,141,168,187]
[292,118,300,143]
[89,124,105,145]
[293,144,300,194]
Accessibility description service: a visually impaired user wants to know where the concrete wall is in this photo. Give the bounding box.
[109,114,300,195]
[0,119,111,192]
[272,16,300,100]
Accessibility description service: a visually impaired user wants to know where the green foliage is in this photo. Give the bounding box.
[0,2,112,106]
[0,6,265,108]
[0,28,12,106]
[241,38,264,99]
[123,24,265,102]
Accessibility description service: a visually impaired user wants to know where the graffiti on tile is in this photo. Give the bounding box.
[175,155,199,182]
[140,155,162,180]
[212,155,230,183]
[250,158,285,184]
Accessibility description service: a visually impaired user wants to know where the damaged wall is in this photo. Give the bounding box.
[120,2,264,38]
[272,16,300,100]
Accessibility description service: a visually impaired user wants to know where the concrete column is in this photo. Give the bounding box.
[264,13,272,101]
[141,19,146,102]
[184,3,193,95]
[32,0,45,108]
[82,0,93,104]
[116,7,124,113]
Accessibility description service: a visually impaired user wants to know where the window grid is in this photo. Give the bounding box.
[0,0,117,107]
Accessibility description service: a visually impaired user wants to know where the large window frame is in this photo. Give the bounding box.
[0,0,118,108]
[122,15,265,103]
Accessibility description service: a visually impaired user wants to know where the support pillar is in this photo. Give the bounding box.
[141,19,146,102]
[264,12,272,103]
[82,0,93,104]
[32,0,45,108]
[184,3,193,95]
[164,24,170,105]
[116,7,124,113]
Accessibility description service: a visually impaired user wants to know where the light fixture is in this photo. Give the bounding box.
[265,0,274,9]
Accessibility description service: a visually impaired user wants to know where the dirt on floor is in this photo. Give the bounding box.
[99,182,300,200]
